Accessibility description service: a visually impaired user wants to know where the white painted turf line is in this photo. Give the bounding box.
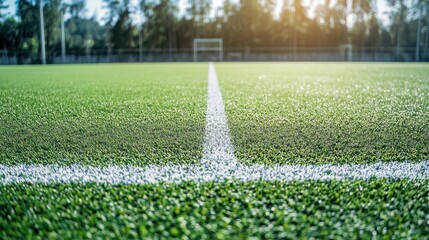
[201,62,237,167]
[1,162,429,184]
[1,63,429,184]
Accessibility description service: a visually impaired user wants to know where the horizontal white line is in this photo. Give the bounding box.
[1,161,428,184]
[1,64,428,185]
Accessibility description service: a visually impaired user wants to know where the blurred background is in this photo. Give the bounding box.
[0,0,428,64]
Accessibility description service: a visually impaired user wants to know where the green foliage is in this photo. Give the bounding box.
[0,0,7,19]
[68,0,85,18]
[218,63,429,164]
[2,0,428,62]
[15,0,40,58]
[13,0,61,63]
[0,17,19,49]
[0,179,428,238]
[64,16,106,51]
[42,0,61,50]
[142,0,178,49]
[104,0,137,49]
[0,63,207,165]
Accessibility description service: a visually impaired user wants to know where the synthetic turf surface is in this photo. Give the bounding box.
[0,64,207,166]
[1,63,428,239]
[217,63,429,165]
[1,180,428,239]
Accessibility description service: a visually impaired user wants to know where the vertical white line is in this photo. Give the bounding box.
[201,63,237,166]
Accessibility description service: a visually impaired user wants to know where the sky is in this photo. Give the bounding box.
[3,0,220,23]
[4,0,390,26]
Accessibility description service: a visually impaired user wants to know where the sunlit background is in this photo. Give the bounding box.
[4,0,390,24]
[0,0,427,63]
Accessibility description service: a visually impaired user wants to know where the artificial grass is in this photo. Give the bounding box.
[0,179,428,239]
[0,64,207,166]
[1,63,427,239]
[217,63,429,165]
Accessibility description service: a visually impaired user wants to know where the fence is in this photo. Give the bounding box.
[1,47,427,64]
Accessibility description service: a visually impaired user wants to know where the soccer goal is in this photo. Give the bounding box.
[339,44,353,62]
[0,50,8,65]
[193,38,223,62]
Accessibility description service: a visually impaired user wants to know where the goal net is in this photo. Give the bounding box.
[339,44,353,62]
[0,50,8,65]
[193,38,223,62]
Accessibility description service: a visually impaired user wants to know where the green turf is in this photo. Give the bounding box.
[217,63,429,165]
[0,180,428,239]
[0,64,207,165]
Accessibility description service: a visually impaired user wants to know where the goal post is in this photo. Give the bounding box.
[339,44,353,62]
[0,50,8,65]
[193,38,223,62]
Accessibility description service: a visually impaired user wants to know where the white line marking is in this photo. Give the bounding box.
[1,161,428,184]
[201,62,236,167]
[1,63,428,184]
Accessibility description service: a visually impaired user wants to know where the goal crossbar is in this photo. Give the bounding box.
[193,38,223,62]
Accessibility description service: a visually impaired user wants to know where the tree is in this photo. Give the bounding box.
[186,0,212,37]
[16,0,40,62]
[69,0,85,18]
[43,0,61,56]
[410,0,429,61]
[350,0,376,50]
[386,0,408,59]
[0,17,19,51]
[141,0,178,52]
[0,0,16,51]
[222,0,273,48]
[0,0,8,19]
[65,15,106,52]
[313,0,345,47]
[1,0,425,63]
[103,0,136,49]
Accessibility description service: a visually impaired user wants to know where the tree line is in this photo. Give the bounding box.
[0,0,428,63]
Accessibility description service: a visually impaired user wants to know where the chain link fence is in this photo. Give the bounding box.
[1,47,427,64]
